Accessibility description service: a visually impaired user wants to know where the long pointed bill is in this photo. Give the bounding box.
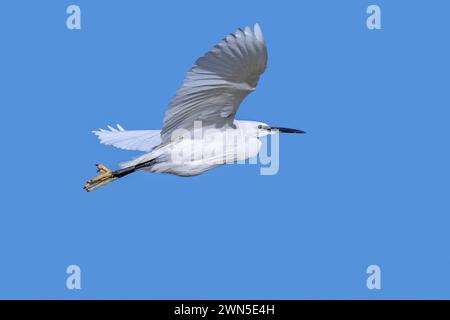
[271,127,306,134]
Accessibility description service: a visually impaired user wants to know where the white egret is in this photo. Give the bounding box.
[84,24,305,192]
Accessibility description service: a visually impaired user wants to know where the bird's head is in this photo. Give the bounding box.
[252,121,306,138]
[235,120,305,137]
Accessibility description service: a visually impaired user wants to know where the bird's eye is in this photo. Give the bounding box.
[258,125,263,129]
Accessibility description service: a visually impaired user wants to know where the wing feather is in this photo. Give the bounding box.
[161,23,267,142]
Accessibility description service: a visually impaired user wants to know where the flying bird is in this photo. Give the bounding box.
[84,24,305,192]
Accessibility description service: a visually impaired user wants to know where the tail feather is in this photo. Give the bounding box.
[93,124,161,152]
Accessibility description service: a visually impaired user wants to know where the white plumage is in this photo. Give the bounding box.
[93,125,161,152]
[160,23,267,143]
[84,24,304,191]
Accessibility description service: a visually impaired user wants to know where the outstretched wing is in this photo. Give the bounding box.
[160,23,267,143]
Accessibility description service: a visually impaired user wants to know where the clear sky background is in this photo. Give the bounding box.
[0,0,449,299]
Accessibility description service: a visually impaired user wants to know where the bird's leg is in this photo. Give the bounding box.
[83,164,118,192]
[83,159,155,192]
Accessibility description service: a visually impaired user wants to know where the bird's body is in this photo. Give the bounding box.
[93,120,266,177]
[84,24,304,191]
[125,120,265,176]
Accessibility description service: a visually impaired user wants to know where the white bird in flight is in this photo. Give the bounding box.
[84,23,305,192]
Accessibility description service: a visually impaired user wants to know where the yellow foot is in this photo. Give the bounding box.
[83,164,118,192]
[96,164,109,173]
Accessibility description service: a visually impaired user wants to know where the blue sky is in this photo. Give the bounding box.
[0,0,449,299]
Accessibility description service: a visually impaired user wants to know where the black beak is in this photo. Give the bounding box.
[271,126,306,134]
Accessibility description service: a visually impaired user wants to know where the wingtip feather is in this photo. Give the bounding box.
[254,23,264,42]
